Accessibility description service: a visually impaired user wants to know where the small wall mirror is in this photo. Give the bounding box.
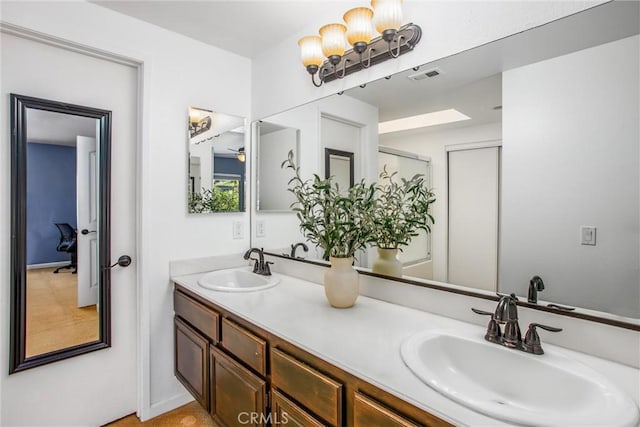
[325,148,354,191]
[10,94,113,373]
[256,121,299,211]
[187,106,246,213]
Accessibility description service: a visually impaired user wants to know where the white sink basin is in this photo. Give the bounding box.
[401,329,639,426]
[198,267,279,292]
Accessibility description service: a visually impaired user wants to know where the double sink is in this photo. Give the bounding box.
[196,265,639,426]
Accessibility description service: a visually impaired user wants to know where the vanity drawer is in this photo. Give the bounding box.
[221,318,267,376]
[271,390,326,427]
[354,392,419,427]
[174,290,219,343]
[271,347,343,426]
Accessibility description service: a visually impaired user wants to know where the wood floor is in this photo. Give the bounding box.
[26,267,99,356]
[106,402,214,427]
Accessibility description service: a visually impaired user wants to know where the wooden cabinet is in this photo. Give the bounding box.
[174,317,209,410]
[271,390,326,427]
[354,392,419,427]
[174,290,219,342]
[173,286,452,427]
[271,347,342,426]
[210,346,267,427]
[221,318,267,376]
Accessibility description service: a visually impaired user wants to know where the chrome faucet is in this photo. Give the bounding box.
[472,293,562,355]
[290,242,309,258]
[528,275,545,304]
[243,248,273,276]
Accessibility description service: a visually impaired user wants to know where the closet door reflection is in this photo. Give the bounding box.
[11,94,112,373]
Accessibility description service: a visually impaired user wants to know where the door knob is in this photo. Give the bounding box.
[81,229,96,235]
[103,255,132,270]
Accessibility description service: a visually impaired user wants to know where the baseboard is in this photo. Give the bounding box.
[26,261,68,270]
[140,392,194,422]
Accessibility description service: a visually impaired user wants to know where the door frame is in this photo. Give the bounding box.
[1,22,155,420]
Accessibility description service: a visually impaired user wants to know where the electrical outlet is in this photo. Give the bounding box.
[256,220,266,238]
[232,221,244,240]
[580,226,596,246]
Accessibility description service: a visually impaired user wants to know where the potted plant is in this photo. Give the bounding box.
[282,151,376,308]
[371,166,436,277]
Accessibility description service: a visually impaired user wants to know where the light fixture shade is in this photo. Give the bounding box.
[237,151,246,162]
[344,7,374,46]
[371,0,403,34]
[319,23,347,58]
[298,35,324,68]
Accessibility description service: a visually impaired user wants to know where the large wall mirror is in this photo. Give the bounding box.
[188,106,246,213]
[251,2,640,326]
[10,94,115,373]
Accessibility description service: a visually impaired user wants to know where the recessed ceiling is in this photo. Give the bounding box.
[91,1,361,58]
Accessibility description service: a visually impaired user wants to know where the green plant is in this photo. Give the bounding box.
[282,151,376,259]
[188,189,207,213]
[373,166,435,249]
[188,181,240,213]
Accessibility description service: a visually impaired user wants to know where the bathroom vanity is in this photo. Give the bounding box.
[173,279,451,426]
[172,261,639,427]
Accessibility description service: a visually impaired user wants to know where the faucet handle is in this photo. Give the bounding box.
[471,308,493,316]
[471,308,502,343]
[523,323,563,355]
[263,261,274,276]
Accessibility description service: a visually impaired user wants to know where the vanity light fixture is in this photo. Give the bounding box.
[298,0,421,87]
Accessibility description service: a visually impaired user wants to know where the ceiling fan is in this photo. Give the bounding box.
[227,147,246,162]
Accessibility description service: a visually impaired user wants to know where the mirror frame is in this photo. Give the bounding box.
[324,148,354,187]
[10,94,113,374]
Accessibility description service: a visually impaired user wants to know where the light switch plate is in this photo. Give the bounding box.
[232,221,244,240]
[580,226,596,246]
[256,220,266,238]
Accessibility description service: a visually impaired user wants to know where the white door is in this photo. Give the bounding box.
[1,33,138,425]
[76,136,98,307]
[448,146,500,291]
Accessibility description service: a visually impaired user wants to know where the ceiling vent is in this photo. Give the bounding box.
[407,67,443,81]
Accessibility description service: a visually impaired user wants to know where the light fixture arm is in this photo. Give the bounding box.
[311,72,323,87]
[388,34,406,58]
[335,59,349,79]
[359,48,374,69]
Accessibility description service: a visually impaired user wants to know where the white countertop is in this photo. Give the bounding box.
[172,269,640,427]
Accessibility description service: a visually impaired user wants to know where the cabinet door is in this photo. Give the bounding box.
[354,392,420,427]
[271,390,325,427]
[210,346,267,427]
[174,317,209,410]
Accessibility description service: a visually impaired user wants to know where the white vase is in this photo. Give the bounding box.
[372,248,403,278]
[324,256,359,308]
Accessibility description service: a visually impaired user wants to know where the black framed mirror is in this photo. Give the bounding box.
[325,148,354,190]
[10,94,113,373]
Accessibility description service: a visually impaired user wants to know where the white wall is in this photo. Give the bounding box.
[501,35,639,317]
[1,0,251,422]
[252,1,604,120]
[257,127,297,211]
[380,122,502,282]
